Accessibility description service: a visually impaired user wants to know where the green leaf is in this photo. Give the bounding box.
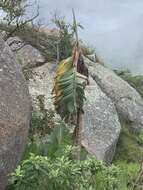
[67,101,75,113]
[53,58,87,122]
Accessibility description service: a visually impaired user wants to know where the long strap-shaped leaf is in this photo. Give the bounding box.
[52,10,87,123]
[53,67,86,119]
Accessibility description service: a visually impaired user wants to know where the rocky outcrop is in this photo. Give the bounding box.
[9,35,143,162]
[29,63,121,163]
[0,37,31,189]
[84,57,143,132]
[82,78,121,163]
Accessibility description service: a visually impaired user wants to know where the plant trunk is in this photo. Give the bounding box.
[73,109,83,160]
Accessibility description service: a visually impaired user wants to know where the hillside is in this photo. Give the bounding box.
[0,22,143,190]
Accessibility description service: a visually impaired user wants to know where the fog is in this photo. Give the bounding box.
[34,0,143,74]
[1,1,143,74]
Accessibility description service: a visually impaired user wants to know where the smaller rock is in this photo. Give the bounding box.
[7,36,45,67]
[16,44,45,67]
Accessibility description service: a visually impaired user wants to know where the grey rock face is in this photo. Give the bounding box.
[16,44,45,67]
[82,78,121,163]
[0,37,31,189]
[7,36,45,67]
[7,36,24,52]
[84,57,143,132]
[28,62,55,110]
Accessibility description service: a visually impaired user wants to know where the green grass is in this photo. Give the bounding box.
[113,121,143,190]
[113,122,143,163]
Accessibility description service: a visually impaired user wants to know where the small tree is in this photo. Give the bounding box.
[52,10,89,159]
[0,0,39,40]
[52,13,84,61]
[52,14,73,61]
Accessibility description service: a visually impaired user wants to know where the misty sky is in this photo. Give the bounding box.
[35,0,143,74]
[1,1,143,74]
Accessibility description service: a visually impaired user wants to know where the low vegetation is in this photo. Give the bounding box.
[0,18,94,64]
[115,70,143,97]
[6,104,143,190]
[113,121,143,163]
[8,148,122,190]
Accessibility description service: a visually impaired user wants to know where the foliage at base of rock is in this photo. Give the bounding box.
[113,121,143,163]
[8,146,122,190]
[5,109,143,190]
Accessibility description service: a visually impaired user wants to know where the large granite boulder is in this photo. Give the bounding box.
[82,78,121,163]
[84,57,143,132]
[0,37,31,189]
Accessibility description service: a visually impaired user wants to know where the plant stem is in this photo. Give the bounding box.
[73,109,83,160]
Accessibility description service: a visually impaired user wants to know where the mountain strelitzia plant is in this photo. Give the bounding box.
[52,10,89,151]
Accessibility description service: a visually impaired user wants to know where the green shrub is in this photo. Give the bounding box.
[8,115,143,190]
[7,107,123,190]
[8,146,122,190]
